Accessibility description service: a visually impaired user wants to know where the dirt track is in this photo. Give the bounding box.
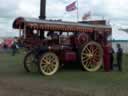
[0,77,88,96]
[0,75,128,96]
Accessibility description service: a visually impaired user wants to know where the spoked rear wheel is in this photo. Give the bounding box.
[24,51,38,72]
[81,41,103,72]
[39,52,59,76]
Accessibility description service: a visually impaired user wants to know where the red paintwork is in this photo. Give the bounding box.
[103,46,110,72]
[13,17,112,70]
[64,51,77,62]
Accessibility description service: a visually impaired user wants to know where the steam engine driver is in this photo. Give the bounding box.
[47,31,63,40]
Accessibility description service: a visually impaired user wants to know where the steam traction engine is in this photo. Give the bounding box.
[13,17,112,76]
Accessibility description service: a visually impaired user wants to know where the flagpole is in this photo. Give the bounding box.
[77,0,79,21]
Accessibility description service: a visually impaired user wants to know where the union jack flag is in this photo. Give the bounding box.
[66,1,77,12]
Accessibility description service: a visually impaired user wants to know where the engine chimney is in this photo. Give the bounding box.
[39,0,46,19]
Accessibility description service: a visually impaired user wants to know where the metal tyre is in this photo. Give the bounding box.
[24,51,38,72]
[39,52,59,76]
[81,41,103,72]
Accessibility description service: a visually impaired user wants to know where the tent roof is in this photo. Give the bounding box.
[112,27,128,41]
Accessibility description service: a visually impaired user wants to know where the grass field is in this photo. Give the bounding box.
[0,50,128,96]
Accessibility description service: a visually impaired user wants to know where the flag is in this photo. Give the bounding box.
[82,11,91,20]
[66,1,77,12]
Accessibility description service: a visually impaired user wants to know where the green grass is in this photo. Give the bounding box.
[0,50,128,93]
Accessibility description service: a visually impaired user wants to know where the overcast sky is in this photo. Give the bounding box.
[0,0,128,37]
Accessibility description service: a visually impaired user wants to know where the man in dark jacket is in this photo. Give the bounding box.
[11,41,17,56]
[116,44,123,71]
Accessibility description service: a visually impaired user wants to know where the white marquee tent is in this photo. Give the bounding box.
[112,27,128,53]
[0,38,4,44]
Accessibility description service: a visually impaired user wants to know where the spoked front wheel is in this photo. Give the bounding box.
[39,52,59,76]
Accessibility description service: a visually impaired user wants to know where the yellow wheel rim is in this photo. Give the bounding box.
[40,52,59,76]
[81,42,103,72]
